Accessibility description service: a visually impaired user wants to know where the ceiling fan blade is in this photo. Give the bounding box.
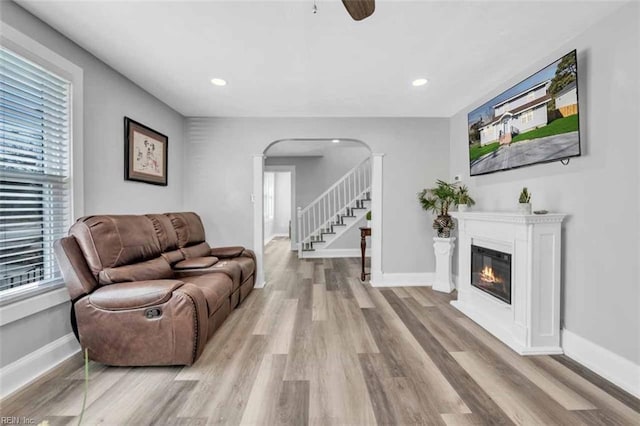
[342,0,375,21]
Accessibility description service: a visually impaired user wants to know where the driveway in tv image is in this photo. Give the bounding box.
[470,131,579,175]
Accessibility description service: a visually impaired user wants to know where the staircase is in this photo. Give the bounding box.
[297,157,371,258]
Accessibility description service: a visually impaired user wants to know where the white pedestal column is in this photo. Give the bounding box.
[433,237,455,293]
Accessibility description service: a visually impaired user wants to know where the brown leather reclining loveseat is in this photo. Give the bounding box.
[54,212,255,366]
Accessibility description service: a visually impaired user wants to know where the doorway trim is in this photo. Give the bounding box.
[264,165,296,251]
[253,147,383,289]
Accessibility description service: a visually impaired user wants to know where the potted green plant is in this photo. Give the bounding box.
[518,187,532,214]
[365,211,372,227]
[417,179,457,238]
[455,185,475,212]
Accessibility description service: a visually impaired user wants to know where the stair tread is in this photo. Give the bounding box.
[298,172,371,259]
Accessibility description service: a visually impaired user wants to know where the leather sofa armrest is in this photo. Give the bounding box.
[88,279,184,310]
[210,246,246,259]
[75,280,209,366]
[241,248,256,263]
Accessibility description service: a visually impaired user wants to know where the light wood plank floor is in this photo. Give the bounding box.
[2,238,639,425]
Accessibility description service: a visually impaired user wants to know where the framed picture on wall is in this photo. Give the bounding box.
[124,117,168,186]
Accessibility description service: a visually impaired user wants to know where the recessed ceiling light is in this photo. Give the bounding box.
[412,78,429,87]
[332,139,340,143]
[210,78,227,86]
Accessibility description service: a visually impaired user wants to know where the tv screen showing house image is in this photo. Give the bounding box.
[468,50,581,176]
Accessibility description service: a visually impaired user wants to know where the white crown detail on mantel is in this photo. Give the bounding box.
[450,211,566,224]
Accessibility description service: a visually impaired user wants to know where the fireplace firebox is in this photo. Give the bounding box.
[471,245,511,304]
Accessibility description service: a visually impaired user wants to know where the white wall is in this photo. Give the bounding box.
[1,2,186,218]
[449,3,639,364]
[266,146,370,208]
[263,171,291,243]
[263,171,275,243]
[0,1,185,369]
[273,172,291,236]
[266,157,322,214]
[185,117,450,273]
[266,145,370,250]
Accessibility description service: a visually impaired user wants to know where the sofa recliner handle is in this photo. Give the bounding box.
[144,307,162,319]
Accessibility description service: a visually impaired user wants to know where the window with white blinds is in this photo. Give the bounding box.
[0,47,71,293]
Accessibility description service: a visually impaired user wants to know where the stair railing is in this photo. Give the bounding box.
[297,157,371,256]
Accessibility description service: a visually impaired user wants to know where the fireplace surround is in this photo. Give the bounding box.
[451,211,566,355]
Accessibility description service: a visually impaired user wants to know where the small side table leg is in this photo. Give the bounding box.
[360,232,367,281]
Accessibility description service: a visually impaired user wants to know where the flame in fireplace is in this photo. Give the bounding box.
[480,266,502,284]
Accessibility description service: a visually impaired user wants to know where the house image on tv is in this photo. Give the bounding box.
[479,80,553,146]
[555,81,578,117]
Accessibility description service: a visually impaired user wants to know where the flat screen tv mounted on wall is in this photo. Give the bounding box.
[468,50,581,176]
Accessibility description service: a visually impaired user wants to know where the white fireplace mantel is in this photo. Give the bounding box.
[450,211,566,355]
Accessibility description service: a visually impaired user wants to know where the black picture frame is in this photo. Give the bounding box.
[124,117,168,186]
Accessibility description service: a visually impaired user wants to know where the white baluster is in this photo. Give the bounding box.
[297,207,303,257]
[364,162,370,194]
[353,172,356,202]
[347,177,351,212]
[352,173,355,205]
[347,174,351,209]
[365,160,368,190]
[336,185,339,215]
[345,176,348,210]
[329,189,332,224]
[332,188,335,222]
[324,196,327,231]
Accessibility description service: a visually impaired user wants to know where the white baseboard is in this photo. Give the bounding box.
[0,333,80,399]
[562,328,640,398]
[302,248,370,259]
[371,272,434,287]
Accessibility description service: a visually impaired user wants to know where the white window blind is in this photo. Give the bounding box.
[0,47,71,293]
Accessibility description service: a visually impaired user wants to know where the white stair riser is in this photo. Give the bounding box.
[300,203,369,258]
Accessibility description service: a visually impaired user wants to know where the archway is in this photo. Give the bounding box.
[252,139,383,288]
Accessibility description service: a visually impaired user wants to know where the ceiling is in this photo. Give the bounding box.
[265,138,366,156]
[17,0,625,117]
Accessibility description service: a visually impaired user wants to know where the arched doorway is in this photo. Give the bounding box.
[252,139,383,288]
